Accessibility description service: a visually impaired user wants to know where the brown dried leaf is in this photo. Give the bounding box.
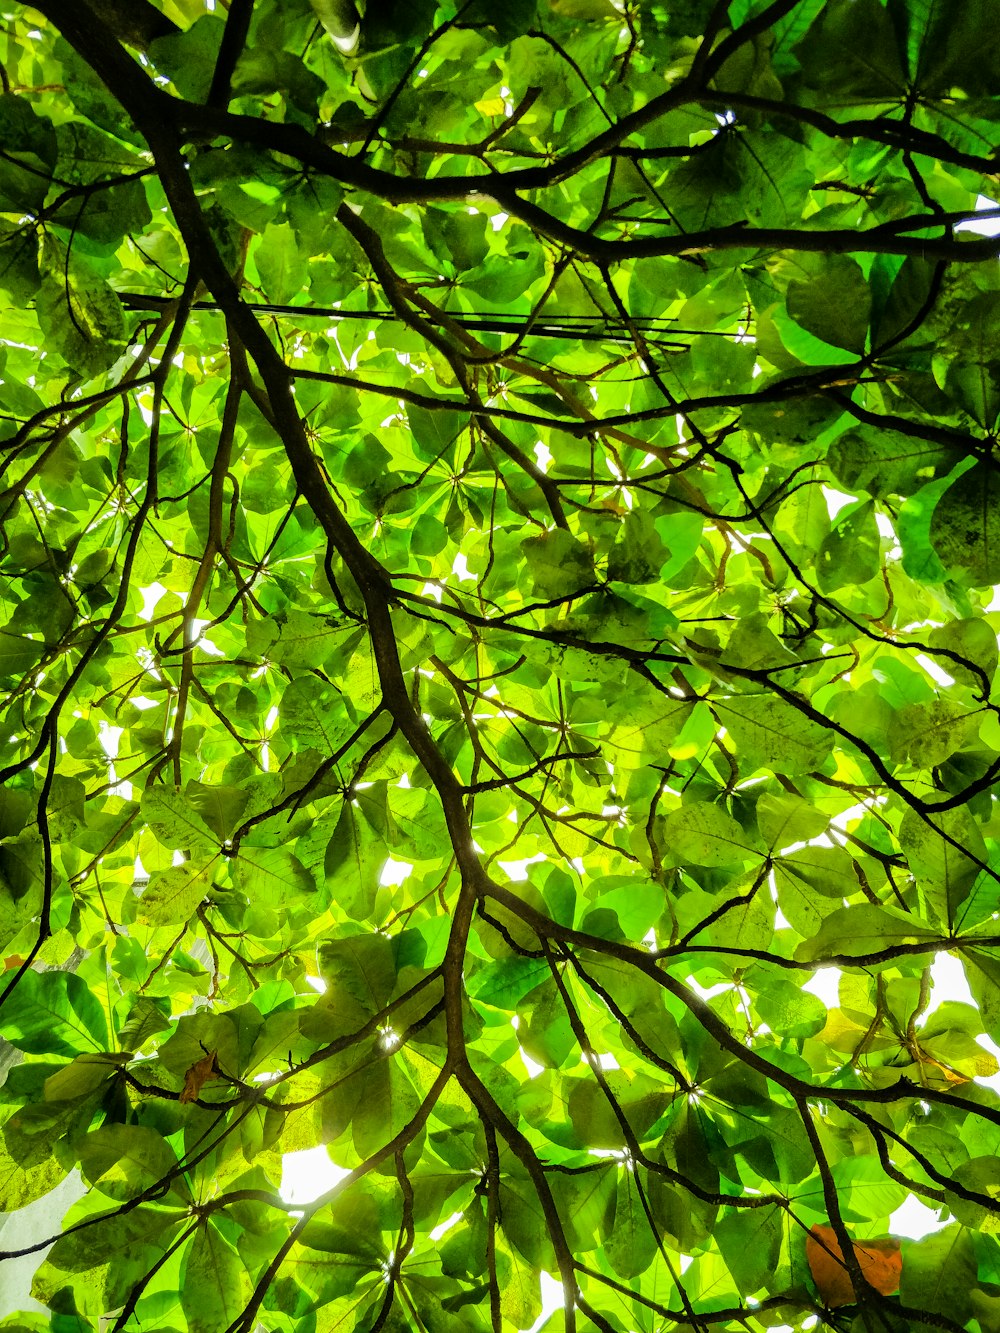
[807,1223,902,1308]
[179,1048,218,1104]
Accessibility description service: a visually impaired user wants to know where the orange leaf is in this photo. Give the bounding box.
[179,1048,218,1104]
[806,1224,902,1308]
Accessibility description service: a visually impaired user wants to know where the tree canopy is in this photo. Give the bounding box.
[2,0,1000,1329]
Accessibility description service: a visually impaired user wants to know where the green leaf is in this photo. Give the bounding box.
[931,461,1000,586]
[816,498,881,592]
[256,222,305,304]
[323,802,385,919]
[140,787,219,852]
[826,428,954,500]
[795,904,942,962]
[279,676,353,752]
[1,969,108,1056]
[116,995,172,1052]
[754,974,827,1038]
[658,800,752,868]
[149,16,226,102]
[786,254,872,353]
[715,695,834,776]
[899,1225,977,1321]
[520,529,595,599]
[0,94,56,212]
[180,1223,253,1333]
[714,1206,783,1296]
[35,257,127,377]
[899,804,987,925]
[78,1124,184,1201]
[0,631,45,683]
[137,854,217,926]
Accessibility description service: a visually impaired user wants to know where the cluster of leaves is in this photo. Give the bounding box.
[2,0,1000,1330]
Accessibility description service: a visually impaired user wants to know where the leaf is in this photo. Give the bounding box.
[795,904,941,962]
[180,1222,252,1333]
[806,1223,902,1308]
[715,1206,783,1296]
[754,974,827,1038]
[231,845,314,903]
[116,995,172,1052]
[889,699,977,767]
[77,1123,184,1200]
[279,675,353,752]
[323,801,385,920]
[43,1052,123,1101]
[604,1169,657,1278]
[256,221,305,304]
[931,461,1000,586]
[899,804,987,926]
[658,800,752,868]
[0,969,108,1056]
[0,631,44,683]
[140,787,219,852]
[0,94,57,212]
[898,1224,977,1321]
[35,252,126,377]
[786,254,872,353]
[137,854,217,926]
[826,428,954,500]
[756,792,828,851]
[179,1049,219,1104]
[714,694,834,776]
[816,499,881,592]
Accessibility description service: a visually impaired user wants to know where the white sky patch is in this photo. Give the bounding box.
[822,486,859,521]
[923,952,1000,1092]
[497,853,547,882]
[451,552,477,582]
[582,1051,620,1071]
[890,1193,949,1239]
[305,975,327,994]
[280,1147,350,1207]
[138,582,168,620]
[874,510,902,560]
[379,858,413,888]
[926,951,976,1013]
[429,1210,464,1242]
[420,582,444,603]
[99,721,131,799]
[188,618,225,657]
[685,975,731,1001]
[510,1016,545,1079]
[533,440,553,473]
[520,1272,564,1333]
[802,967,841,1010]
[955,194,1000,237]
[913,652,955,689]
